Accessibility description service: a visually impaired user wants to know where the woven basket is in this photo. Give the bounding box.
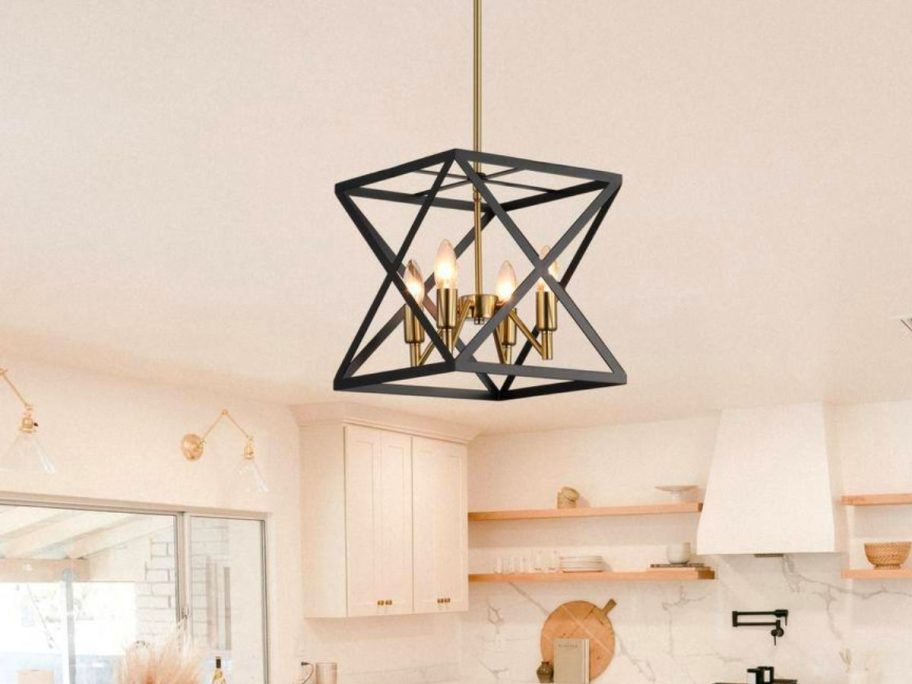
[864,542,911,569]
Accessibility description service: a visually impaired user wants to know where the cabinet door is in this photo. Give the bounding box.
[378,430,413,615]
[344,426,414,617]
[344,426,383,617]
[412,437,468,613]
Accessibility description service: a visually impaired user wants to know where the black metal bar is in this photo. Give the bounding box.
[335,362,454,390]
[341,382,499,401]
[414,167,520,195]
[457,149,623,185]
[460,361,618,383]
[347,186,475,212]
[501,180,606,213]
[484,178,556,194]
[501,380,614,401]
[335,149,455,193]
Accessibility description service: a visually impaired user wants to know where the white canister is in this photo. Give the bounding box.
[315,662,337,684]
[666,542,692,565]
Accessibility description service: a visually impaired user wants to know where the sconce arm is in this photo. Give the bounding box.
[0,369,33,409]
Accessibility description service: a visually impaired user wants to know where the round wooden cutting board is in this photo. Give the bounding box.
[540,599,617,680]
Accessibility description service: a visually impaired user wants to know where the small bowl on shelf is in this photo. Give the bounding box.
[864,542,912,569]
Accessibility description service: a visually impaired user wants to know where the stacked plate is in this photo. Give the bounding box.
[560,555,606,573]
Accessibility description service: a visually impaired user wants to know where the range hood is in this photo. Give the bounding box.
[697,403,844,555]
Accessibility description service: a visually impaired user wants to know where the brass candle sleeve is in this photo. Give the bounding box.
[536,290,558,360]
[495,306,517,364]
[403,305,426,367]
[436,288,459,350]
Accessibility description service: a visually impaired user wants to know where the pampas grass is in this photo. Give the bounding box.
[117,628,202,684]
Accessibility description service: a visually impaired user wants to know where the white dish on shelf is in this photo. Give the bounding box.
[655,485,698,502]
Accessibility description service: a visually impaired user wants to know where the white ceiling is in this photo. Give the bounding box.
[1,1,911,434]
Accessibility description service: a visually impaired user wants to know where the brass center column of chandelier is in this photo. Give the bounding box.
[472,0,484,317]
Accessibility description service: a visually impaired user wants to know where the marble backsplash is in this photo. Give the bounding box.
[457,554,912,684]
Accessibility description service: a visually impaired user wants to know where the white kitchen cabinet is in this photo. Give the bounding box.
[412,437,468,613]
[345,426,413,616]
[301,419,469,618]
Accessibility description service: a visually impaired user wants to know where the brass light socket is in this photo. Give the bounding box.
[436,287,459,350]
[19,408,37,434]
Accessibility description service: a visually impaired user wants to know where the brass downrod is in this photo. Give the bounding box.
[472,0,484,303]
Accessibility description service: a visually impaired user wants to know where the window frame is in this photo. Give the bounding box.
[0,494,270,684]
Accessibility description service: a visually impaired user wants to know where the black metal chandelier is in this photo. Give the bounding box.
[333,0,626,401]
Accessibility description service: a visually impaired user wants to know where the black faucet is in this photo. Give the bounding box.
[732,609,789,645]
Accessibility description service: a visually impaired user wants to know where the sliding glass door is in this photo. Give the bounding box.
[188,516,267,684]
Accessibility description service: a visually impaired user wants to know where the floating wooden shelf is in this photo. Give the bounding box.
[841,493,912,507]
[841,568,912,580]
[469,568,716,583]
[468,502,703,521]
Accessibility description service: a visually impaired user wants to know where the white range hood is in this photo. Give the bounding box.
[697,403,844,555]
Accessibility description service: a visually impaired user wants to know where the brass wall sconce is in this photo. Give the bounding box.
[181,409,268,493]
[0,367,55,473]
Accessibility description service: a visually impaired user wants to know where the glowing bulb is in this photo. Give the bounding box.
[404,259,425,303]
[495,261,517,302]
[536,245,561,293]
[434,240,458,289]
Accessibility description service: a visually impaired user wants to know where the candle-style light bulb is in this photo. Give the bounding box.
[404,259,425,303]
[434,240,458,289]
[495,261,517,302]
[536,245,561,293]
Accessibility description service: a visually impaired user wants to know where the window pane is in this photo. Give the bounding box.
[189,516,266,684]
[0,505,178,684]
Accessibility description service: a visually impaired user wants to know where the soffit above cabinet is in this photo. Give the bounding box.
[291,401,478,444]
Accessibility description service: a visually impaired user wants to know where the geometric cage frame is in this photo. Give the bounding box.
[333,148,627,400]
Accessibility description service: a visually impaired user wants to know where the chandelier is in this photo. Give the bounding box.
[333,0,626,401]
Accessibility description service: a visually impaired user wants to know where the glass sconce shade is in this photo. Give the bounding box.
[236,456,269,494]
[1,428,56,473]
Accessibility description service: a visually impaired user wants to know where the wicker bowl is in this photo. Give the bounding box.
[864,542,912,569]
